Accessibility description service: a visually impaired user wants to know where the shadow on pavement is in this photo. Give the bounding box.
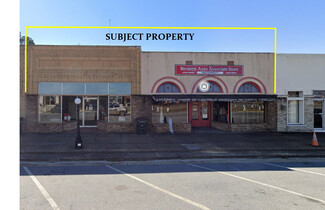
[20,160,325,176]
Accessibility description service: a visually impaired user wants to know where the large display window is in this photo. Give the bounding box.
[152,101,187,124]
[108,96,131,122]
[43,95,130,125]
[39,96,62,122]
[231,101,264,124]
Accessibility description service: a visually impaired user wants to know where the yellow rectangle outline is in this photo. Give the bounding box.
[24,26,277,93]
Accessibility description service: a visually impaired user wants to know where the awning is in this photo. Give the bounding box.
[152,94,277,102]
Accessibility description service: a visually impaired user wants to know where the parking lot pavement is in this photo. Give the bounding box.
[20,158,325,210]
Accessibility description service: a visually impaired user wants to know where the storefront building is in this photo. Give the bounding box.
[20,45,150,133]
[20,46,279,133]
[277,54,325,132]
[141,52,277,133]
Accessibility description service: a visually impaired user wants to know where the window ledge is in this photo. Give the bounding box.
[287,124,306,126]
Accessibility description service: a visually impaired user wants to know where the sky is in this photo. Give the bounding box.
[20,0,325,53]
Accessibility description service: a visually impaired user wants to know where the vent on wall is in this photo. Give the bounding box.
[227,61,234,65]
[186,60,193,65]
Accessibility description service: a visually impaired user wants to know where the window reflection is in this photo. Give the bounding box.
[152,101,187,123]
[39,96,61,122]
[109,96,131,122]
[232,101,264,123]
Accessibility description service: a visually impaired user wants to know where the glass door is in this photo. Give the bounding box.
[314,100,324,130]
[82,97,99,126]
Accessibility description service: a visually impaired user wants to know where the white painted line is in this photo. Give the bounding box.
[23,167,60,210]
[261,162,325,177]
[187,163,325,204]
[105,165,210,210]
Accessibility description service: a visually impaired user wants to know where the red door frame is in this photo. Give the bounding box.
[189,101,211,127]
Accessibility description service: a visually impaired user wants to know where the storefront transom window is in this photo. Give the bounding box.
[197,81,222,93]
[157,83,180,93]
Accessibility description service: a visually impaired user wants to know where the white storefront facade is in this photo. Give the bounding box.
[277,54,325,132]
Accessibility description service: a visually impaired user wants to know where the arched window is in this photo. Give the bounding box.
[157,82,181,93]
[238,82,261,93]
[197,81,222,93]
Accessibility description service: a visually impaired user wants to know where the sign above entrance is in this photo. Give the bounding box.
[175,65,243,76]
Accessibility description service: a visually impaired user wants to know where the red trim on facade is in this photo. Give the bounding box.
[156,81,181,93]
[233,77,267,94]
[191,76,228,93]
[151,76,187,93]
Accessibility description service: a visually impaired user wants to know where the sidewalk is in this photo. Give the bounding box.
[20,131,325,162]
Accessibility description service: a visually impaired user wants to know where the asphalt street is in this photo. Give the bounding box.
[20,158,325,210]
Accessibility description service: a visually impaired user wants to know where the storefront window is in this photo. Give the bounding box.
[109,96,131,122]
[213,102,228,122]
[287,91,304,124]
[39,96,62,122]
[152,101,187,123]
[99,96,108,121]
[62,96,78,121]
[232,101,264,123]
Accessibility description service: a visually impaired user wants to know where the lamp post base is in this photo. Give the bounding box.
[75,136,83,149]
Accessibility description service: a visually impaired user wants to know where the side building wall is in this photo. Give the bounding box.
[277,54,325,132]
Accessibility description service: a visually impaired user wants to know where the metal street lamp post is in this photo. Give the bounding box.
[74,97,83,149]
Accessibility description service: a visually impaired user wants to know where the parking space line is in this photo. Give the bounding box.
[186,163,325,204]
[23,167,60,210]
[261,162,325,177]
[105,165,210,210]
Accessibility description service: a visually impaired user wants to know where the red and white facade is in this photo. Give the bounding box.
[141,52,277,132]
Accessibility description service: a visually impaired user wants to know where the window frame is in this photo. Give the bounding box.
[287,90,304,125]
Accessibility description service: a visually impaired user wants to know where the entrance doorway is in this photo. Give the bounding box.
[314,100,325,131]
[189,101,210,127]
[81,97,99,127]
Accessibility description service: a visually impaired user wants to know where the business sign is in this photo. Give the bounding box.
[175,65,243,76]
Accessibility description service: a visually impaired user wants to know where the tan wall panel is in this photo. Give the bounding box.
[22,45,141,95]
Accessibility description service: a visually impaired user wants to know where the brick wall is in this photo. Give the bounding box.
[230,123,273,132]
[20,45,143,133]
[97,121,135,133]
[21,45,141,95]
[24,95,153,133]
[24,95,78,133]
[265,101,277,132]
[277,96,314,132]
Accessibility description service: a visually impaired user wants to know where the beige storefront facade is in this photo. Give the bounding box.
[141,52,277,133]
